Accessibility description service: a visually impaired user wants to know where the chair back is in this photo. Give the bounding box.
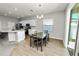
[44,30,49,41]
[44,30,48,34]
[29,29,36,35]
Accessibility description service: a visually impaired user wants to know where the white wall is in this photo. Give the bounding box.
[43,12,65,40]
[20,11,65,40]
[0,16,18,30]
[64,3,75,48]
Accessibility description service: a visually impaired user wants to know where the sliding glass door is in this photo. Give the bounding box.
[75,22,79,56]
[67,4,79,56]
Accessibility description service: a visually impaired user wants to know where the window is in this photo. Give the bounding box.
[43,19,53,33]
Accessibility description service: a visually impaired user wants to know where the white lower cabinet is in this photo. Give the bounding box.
[8,30,25,42]
[17,31,25,42]
[8,32,16,41]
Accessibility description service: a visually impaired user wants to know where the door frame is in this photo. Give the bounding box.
[67,10,72,45]
[74,20,79,56]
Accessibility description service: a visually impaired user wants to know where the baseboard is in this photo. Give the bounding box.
[49,37,63,40]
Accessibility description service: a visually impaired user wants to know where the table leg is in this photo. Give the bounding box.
[41,39,43,52]
[45,39,46,46]
[48,34,49,41]
[37,39,38,50]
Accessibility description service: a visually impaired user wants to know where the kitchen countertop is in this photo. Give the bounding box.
[0,29,25,32]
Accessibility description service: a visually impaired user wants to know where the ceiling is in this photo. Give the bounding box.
[0,3,68,19]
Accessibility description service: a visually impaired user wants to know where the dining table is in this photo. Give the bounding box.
[30,32,47,51]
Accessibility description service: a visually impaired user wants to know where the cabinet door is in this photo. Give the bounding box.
[8,22,15,30]
[8,32,16,41]
[17,31,25,42]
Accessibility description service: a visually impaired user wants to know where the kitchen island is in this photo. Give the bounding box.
[0,30,25,42]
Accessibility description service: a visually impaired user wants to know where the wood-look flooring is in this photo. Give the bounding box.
[10,36,69,56]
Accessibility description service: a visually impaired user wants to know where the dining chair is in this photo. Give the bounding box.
[43,30,49,46]
[30,34,41,50]
[30,31,49,52]
[0,33,6,39]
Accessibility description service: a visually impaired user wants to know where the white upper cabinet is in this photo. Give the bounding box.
[8,22,15,30]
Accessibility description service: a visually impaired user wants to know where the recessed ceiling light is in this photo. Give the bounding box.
[14,8,18,11]
[41,15,43,18]
[36,15,39,18]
